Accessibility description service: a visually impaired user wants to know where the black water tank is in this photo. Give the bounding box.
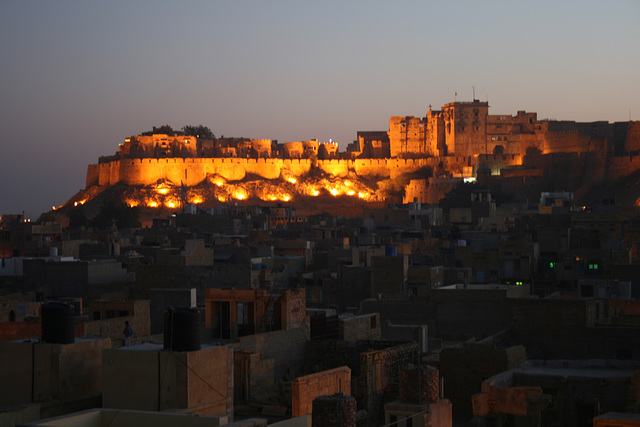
[41,302,75,344]
[163,307,200,351]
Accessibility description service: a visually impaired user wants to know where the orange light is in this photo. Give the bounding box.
[166,201,176,208]
[347,190,355,196]
[148,201,158,208]
[156,188,170,195]
[287,177,297,184]
[330,188,338,196]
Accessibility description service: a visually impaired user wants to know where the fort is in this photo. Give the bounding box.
[82,100,640,208]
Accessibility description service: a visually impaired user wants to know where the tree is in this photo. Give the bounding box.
[523,146,543,167]
[182,125,215,139]
[92,201,140,229]
[141,125,174,136]
[68,205,90,228]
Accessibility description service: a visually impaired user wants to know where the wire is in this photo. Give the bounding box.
[169,350,229,400]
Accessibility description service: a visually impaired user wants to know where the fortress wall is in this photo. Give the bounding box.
[120,159,162,185]
[86,164,99,188]
[543,131,604,154]
[96,161,120,186]
[282,159,313,177]
[211,158,248,181]
[441,156,473,173]
[88,155,500,191]
[624,121,640,153]
[109,161,120,186]
[243,158,283,180]
[386,158,429,179]
[353,159,393,177]
[316,159,350,177]
[609,156,640,181]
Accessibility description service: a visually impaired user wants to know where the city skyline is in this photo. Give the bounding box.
[1,1,639,218]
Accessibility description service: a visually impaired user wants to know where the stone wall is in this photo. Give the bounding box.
[0,338,111,407]
[234,351,275,403]
[439,342,527,415]
[339,313,381,341]
[88,157,476,189]
[102,344,233,416]
[233,327,310,380]
[291,366,351,417]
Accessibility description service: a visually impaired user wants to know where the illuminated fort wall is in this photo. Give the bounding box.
[86,156,481,189]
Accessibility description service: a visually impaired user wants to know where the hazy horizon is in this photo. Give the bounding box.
[1,1,639,219]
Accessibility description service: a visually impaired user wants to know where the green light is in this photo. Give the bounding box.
[516,281,523,285]
[549,262,555,268]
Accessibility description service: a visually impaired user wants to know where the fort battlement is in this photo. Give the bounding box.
[87,156,466,188]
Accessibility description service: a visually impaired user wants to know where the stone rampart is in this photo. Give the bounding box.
[88,157,450,188]
[610,155,640,181]
[88,151,634,192]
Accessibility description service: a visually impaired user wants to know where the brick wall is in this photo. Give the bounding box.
[311,393,356,427]
[610,299,640,316]
[0,338,110,407]
[83,300,150,345]
[339,313,381,341]
[0,321,41,341]
[399,365,439,404]
[292,366,351,417]
[234,351,275,403]
[357,342,421,420]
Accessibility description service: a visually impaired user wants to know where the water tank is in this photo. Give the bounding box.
[41,302,75,344]
[163,307,201,351]
[399,364,439,404]
[312,393,356,427]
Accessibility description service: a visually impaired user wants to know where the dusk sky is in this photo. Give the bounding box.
[1,1,639,219]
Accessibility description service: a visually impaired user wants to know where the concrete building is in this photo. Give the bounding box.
[472,360,639,426]
[0,336,110,423]
[102,343,234,417]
